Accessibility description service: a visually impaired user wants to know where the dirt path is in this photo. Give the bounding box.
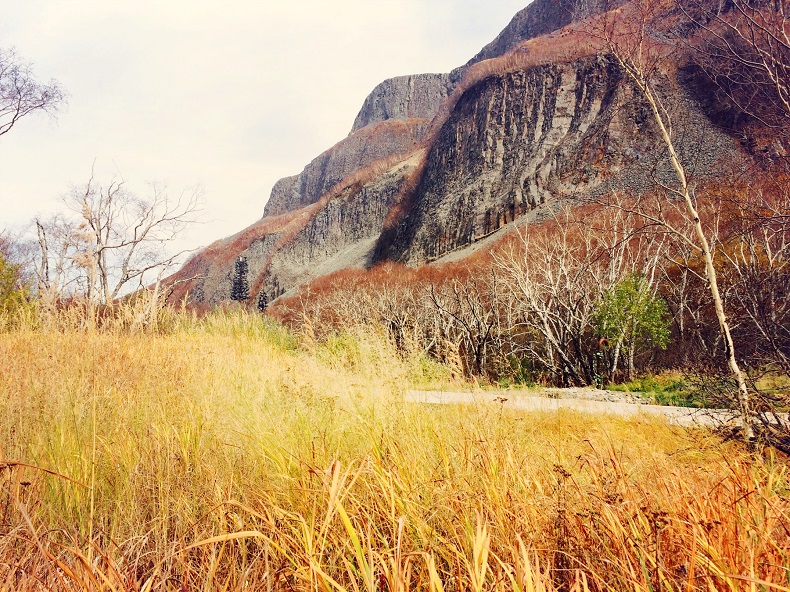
[405,388,735,427]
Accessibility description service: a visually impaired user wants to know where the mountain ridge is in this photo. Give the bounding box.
[164,0,770,309]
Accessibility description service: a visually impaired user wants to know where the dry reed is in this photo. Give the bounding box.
[0,307,787,591]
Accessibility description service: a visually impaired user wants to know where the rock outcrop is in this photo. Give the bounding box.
[263,118,429,217]
[257,154,421,304]
[169,152,422,306]
[350,74,453,132]
[164,0,760,309]
[265,0,609,219]
[465,0,615,66]
[375,57,736,263]
[378,58,624,262]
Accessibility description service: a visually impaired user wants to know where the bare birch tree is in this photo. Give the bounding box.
[492,203,667,386]
[493,215,599,386]
[32,213,85,303]
[428,272,501,377]
[593,0,756,436]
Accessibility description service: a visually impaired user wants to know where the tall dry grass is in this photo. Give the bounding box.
[0,307,788,591]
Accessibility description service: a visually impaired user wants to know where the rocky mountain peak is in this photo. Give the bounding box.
[165,0,772,311]
[465,0,615,66]
[350,73,453,133]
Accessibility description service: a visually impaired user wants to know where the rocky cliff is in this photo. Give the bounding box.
[375,57,736,263]
[376,58,624,262]
[171,152,422,307]
[465,0,614,66]
[350,74,453,132]
[263,118,429,217]
[263,0,611,219]
[164,0,760,309]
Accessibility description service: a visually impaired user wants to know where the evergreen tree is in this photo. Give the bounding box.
[231,256,249,302]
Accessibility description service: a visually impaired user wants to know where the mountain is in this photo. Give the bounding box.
[164,0,774,308]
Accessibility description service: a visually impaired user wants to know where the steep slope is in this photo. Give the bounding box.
[465,0,616,66]
[165,0,760,309]
[377,57,624,262]
[263,118,429,217]
[264,0,611,219]
[168,151,424,306]
[256,153,423,304]
[350,74,453,132]
[375,55,737,263]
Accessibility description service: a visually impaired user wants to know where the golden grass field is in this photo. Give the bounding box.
[1,310,788,591]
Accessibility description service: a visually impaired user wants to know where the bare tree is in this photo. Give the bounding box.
[0,233,28,317]
[592,0,755,436]
[677,0,790,388]
[493,214,600,386]
[32,213,85,304]
[34,173,203,306]
[680,0,789,134]
[428,272,501,377]
[0,47,65,138]
[717,180,790,376]
[492,204,666,386]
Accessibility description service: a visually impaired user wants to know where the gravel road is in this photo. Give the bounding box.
[405,389,738,427]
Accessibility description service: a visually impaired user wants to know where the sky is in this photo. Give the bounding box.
[0,0,529,253]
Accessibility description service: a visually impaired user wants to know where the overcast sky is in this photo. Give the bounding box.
[0,0,529,252]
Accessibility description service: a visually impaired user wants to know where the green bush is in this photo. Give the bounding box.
[608,373,703,407]
[595,273,671,380]
[0,248,31,327]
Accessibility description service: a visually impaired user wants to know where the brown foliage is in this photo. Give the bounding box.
[271,203,676,384]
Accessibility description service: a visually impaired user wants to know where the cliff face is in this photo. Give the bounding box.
[375,56,736,263]
[259,154,421,303]
[165,0,755,308]
[465,0,615,66]
[169,153,421,307]
[351,74,453,132]
[380,59,623,261]
[263,72,451,219]
[263,118,428,217]
[264,0,605,218]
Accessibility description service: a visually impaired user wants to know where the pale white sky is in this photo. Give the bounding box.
[0,0,528,252]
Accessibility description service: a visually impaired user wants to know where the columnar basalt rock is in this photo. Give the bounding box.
[264,0,610,220]
[263,119,429,217]
[378,57,626,262]
[165,0,754,308]
[169,153,421,307]
[258,155,419,304]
